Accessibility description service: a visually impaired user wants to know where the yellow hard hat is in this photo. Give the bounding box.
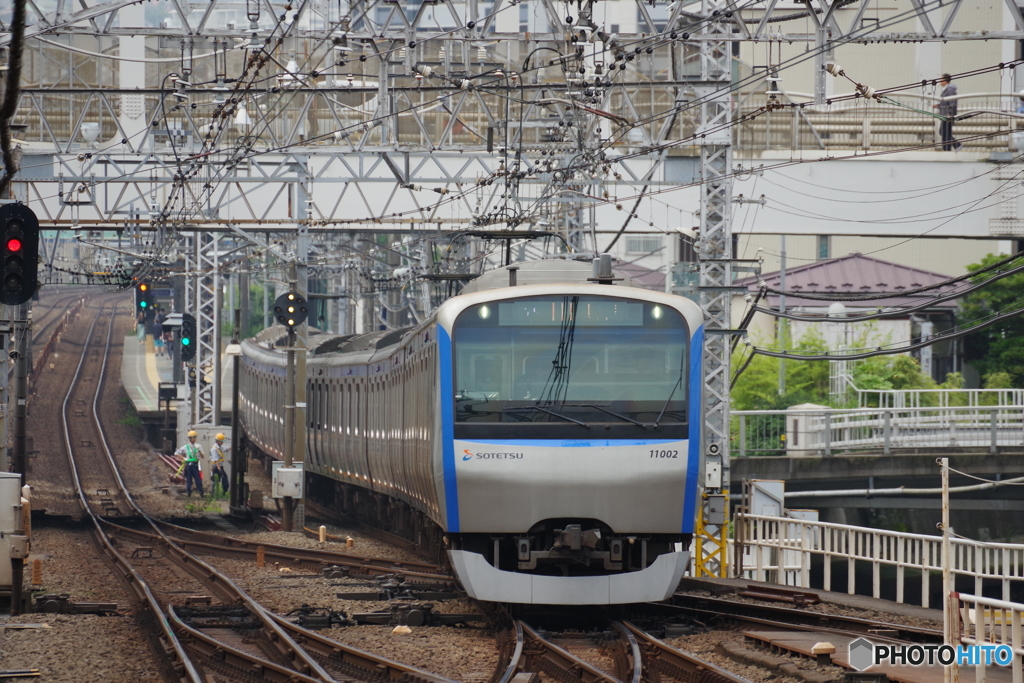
[187,430,198,438]
[215,433,225,441]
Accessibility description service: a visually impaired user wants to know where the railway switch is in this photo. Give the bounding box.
[285,605,351,629]
[349,603,484,627]
[32,594,118,615]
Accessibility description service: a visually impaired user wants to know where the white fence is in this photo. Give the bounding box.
[735,514,1024,609]
[855,388,1024,410]
[957,594,1024,683]
[733,406,1024,456]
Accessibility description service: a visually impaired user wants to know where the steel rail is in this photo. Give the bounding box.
[610,621,643,683]
[112,514,459,678]
[67,299,333,682]
[494,620,525,683]
[165,606,322,683]
[515,621,624,683]
[69,303,453,682]
[24,293,85,390]
[97,529,338,680]
[620,621,754,683]
[668,593,943,643]
[58,298,205,682]
[268,611,459,683]
[158,520,449,577]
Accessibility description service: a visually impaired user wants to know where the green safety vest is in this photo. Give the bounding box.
[183,444,200,463]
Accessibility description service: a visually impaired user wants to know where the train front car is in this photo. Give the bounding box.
[434,263,704,604]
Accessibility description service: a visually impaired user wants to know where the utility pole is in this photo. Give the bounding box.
[281,257,306,533]
[228,309,244,512]
[12,303,28,484]
[283,318,296,532]
[940,457,959,683]
[778,235,787,396]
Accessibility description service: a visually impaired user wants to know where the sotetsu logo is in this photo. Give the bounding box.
[461,449,524,461]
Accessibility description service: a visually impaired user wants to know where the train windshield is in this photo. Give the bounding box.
[453,295,689,435]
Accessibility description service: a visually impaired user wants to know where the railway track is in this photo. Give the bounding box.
[668,592,943,644]
[31,289,88,347]
[495,619,752,683]
[61,299,135,518]
[159,521,454,583]
[54,296,462,683]
[660,589,955,681]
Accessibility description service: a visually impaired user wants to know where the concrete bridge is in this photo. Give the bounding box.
[733,450,1024,541]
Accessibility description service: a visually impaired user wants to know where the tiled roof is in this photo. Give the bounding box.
[614,261,666,291]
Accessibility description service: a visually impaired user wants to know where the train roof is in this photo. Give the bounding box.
[243,260,648,361]
[459,259,638,294]
[247,324,418,357]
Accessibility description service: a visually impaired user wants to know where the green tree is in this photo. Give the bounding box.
[732,328,952,410]
[960,253,1024,387]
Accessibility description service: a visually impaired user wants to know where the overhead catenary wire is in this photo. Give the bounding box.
[24,0,1020,282]
[750,255,1024,323]
[748,298,1024,361]
[758,247,1024,303]
[153,0,974,232]
[149,3,1007,232]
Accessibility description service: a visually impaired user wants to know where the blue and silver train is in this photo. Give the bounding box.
[238,259,705,604]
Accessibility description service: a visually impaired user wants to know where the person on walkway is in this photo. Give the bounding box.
[174,430,205,497]
[933,74,960,151]
[162,329,173,357]
[136,310,146,344]
[154,331,165,358]
[209,433,229,494]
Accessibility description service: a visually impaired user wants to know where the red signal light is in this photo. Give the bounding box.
[6,238,22,252]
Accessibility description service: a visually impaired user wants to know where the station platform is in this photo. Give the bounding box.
[121,334,169,418]
[121,334,233,421]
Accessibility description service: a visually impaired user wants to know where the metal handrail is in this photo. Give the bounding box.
[732,404,1024,456]
[734,513,1024,608]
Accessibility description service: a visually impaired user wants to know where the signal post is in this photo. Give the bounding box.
[274,289,308,533]
[0,204,39,485]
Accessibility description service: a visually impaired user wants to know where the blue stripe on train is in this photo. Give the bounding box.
[682,325,704,534]
[458,439,681,447]
[438,327,459,532]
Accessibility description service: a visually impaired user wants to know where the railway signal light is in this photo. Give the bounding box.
[135,282,151,312]
[0,203,39,306]
[180,313,196,361]
[273,292,308,329]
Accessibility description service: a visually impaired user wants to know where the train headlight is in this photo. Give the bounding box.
[478,305,491,320]
[651,305,663,320]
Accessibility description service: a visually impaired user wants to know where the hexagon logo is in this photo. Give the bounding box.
[849,638,875,671]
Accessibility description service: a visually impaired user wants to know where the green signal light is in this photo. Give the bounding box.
[182,338,191,345]
[140,301,148,308]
